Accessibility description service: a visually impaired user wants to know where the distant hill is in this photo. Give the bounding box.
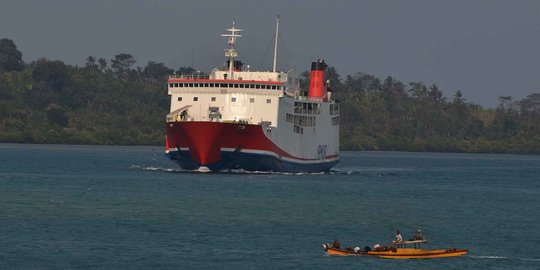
[1,38,539,153]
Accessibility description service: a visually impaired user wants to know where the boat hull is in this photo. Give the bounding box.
[165,121,338,172]
[367,248,468,259]
[322,245,468,259]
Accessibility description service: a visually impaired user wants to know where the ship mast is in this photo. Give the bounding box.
[221,21,242,79]
[272,15,280,73]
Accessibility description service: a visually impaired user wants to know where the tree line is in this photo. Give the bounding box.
[1,38,539,153]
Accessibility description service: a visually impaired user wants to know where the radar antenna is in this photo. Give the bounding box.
[221,20,243,79]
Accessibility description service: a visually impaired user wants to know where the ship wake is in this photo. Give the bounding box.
[468,255,540,261]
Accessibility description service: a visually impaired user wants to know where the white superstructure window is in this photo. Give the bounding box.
[193,97,198,101]
[250,98,255,103]
[231,97,236,102]
[266,99,271,104]
[177,97,182,101]
[211,97,216,101]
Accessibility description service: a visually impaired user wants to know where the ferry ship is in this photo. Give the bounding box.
[165,18,339,172]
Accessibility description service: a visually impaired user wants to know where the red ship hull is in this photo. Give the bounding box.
[165,121,338,172]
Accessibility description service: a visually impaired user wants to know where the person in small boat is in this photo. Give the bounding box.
[395,231,403,242]
[332,239,341,249]
[412,229,424,240]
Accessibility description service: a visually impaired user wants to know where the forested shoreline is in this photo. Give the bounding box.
[1,38,539,153]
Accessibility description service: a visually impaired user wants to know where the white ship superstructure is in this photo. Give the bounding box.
[165,18,339,172]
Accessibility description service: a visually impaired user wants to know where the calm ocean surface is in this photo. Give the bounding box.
[1,143,539,269]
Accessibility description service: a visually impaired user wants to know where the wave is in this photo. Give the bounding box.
[131,165,338,175]
[130,165,411,176]
[129,165,183,173]
[469,255,508,259]
[225,169,326,175]
[517,257,540,262]
[469,255,540,262]
[328,167,413,176]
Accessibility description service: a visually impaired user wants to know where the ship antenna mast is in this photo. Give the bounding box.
[221,20,242,79]
[272,15,280,73]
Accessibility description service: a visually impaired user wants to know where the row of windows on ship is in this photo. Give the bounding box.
[291,102,340,115]
[286,114,316,127]
[169,82,283,90]
[292,119,337,134]
[178,96,273,104]
[286,113,340,127]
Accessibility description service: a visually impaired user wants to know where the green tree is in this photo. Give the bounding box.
[85,56,97,70]
[0,38,24,73]
[46,103,69,127]
[175,66,196,76]
[111,53,136,75]
[143,61,173,82]
[32,59,70,90]
[97,57,107,72]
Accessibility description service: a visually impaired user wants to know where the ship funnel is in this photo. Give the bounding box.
[308,59,326,98]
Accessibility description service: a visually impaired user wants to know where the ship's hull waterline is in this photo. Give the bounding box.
[166,121,338,172]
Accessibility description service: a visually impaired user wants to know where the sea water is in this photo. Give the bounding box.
[0,144,539,269]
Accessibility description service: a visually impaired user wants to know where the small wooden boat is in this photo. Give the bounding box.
[322,240,468,259]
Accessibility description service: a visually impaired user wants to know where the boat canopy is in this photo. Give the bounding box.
[394,240,428,245]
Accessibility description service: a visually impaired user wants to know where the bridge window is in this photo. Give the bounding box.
[332,116,339,125]
[239,84,245,88]
[210,83,214,87]
[220,83,227,88]
[271,85,276,90]
[234,84,239,88]
[204,83,209,87]
[255,85,261,89]
[169,83,174,87]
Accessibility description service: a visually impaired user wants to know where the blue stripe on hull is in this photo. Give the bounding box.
[166,150,338,173]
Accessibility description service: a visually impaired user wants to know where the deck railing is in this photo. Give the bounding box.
[169,73,211,79]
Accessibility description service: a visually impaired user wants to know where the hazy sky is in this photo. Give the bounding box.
[2,0,539,107]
